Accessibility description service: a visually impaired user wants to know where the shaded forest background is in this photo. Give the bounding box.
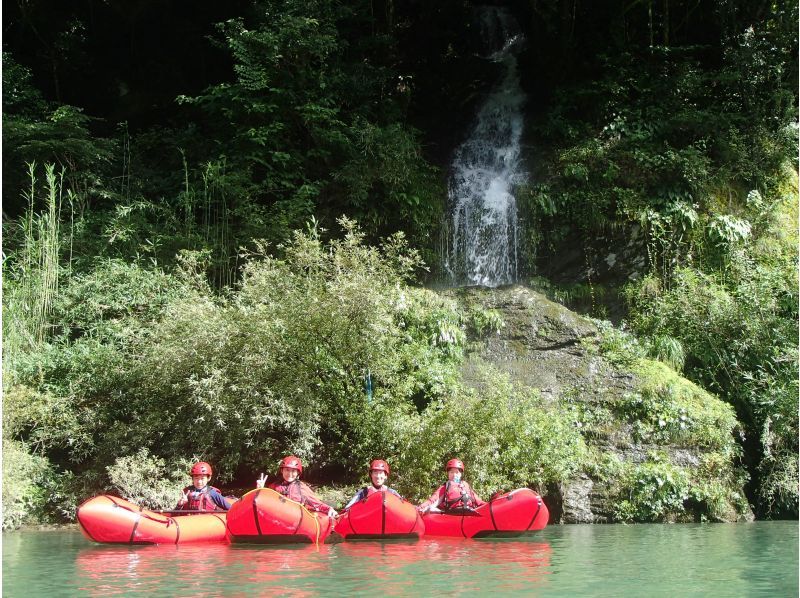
[2,0,797,526]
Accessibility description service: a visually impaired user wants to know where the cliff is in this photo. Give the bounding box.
[445,285,753,523]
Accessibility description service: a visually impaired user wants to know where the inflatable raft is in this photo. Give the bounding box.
[226,488,335,544]
[76,495,229,544]
[335,490,424,540]
[422,488,548,538]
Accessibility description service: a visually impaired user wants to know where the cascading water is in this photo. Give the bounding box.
[445,6,527,287]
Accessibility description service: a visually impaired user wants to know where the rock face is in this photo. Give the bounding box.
[444,284,753,523]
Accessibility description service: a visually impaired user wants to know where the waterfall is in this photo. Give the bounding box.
[445,6,527,287]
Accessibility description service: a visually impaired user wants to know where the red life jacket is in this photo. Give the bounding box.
[183,485,223,511]
[441,481,476,511]
[269,479,304,502]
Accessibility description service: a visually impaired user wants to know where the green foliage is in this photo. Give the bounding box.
[391,366,589,501]
[7,219,470,506]
[1,439,54,530]
[526,15,798,515]
[332,120,445,248]
[2,56,116,216]
[106,449,192,510]
[177,0,445,250]
[3,164,66,374]
[625,213,798,516]
[616,361,740,452]
[464,306,504,338]
[610,451,749,523]
[614,456,691,522]
[528,276,612,319]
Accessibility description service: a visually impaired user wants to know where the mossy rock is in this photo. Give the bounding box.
[442,284,752,523]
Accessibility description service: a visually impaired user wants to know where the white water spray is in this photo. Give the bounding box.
[445,6,527,287]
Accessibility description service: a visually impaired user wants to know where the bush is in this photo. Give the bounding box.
[106,449,192,510]
[614,456,691,522]
[617,360,740,453]
[2,439,54,529]
[388,366,589,501]
[611,451,749,523]
[7,218,473,506]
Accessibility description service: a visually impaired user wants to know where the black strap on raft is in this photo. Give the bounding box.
[172,517,181,544]
[294,501,305,534]
[253,489,264,535]
[489,496,499,531]
[129,508,142,544]
[524,494,543,531]
[381,492,387,535]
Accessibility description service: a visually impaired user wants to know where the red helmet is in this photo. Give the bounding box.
[190,461,213,476]
[279,455,303,474]
[369,459,390,476]
[446,458,465,472]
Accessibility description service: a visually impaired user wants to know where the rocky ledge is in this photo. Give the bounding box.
[444,284,753,523]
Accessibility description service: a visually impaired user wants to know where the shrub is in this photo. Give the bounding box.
[2,439,54,529]
[617,360,740,453]
[106,449,192,510]
[614,456,691,522]
[389,366,589,500]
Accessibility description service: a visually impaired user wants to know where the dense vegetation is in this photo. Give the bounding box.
[3,0,796,526]
[521,0,798,518]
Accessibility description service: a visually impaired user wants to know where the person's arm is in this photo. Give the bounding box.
[343,488,365,511]
[209,489,232,511]
[466,482,485,507]
[299,482,337,516]
[388,487,404,500]
[418,486,443,512]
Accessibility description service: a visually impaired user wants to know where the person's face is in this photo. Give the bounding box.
[281,467,299,482]
[192,474,210,490]
[447,468,462,481]
[370,469,387,487]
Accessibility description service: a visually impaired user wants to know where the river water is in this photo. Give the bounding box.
[3,522,797,596]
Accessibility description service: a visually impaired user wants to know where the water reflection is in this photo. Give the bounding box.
[73,537,551,595]
[8,524,797,596]
[334,538,552,594]
[75,543,334,596]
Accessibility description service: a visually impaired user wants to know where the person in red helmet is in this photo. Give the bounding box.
[176,461,232,511]
[417,458,485,514]
[343,459,403,510]
[255,455,338,518]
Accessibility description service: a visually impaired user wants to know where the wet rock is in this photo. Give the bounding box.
[443,284,752,523]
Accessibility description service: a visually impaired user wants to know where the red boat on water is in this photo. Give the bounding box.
[422,488,548,538]
[226,488,335,545]
[334,490,424,540]
[76,495,230,545]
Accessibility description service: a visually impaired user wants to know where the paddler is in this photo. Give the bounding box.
[255,455,338,518]
[417,458,485,514]
[343,459,404,510]
[176,461,232,511]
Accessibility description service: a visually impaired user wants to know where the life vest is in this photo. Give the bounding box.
[182,485,223,511]
[364,484,389,498]
[270,479,304,503]
[441,481,476,512]
[354,485,389,502]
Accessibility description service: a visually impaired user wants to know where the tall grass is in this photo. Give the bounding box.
[3,163,70,378]
[177,154,236,288]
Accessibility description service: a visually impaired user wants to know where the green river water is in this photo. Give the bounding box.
[3,522,797,596]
